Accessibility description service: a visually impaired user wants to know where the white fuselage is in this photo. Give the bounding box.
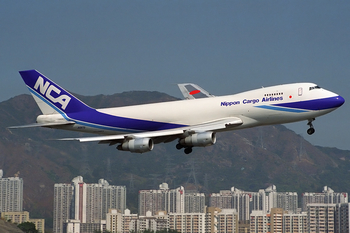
[47,82,341,135]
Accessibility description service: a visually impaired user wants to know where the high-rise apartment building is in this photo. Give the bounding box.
[106,209,123,233]
[169,212,206,233]
[139,183,185,216]
[283,212,307,233]
[103,180,126,219]
[122,209,138,233]
[210,190,234,209]
[53,183,73,233]
[185,192,205,213]
[0,169,23,212]
[139,189,167,216]
[263,185,299,214]
[302,186,348,211]
[137,211,169,232]
[276,192,298,214]
[206,207,238,233]
[53,176,126,233]
[307,203,336,233]
[335,203,350,233]
[209,187,265,221]
[250,208,307,233]
[166,185,185,214]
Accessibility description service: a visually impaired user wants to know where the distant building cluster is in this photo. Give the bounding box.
[0,169,45,233]
[54,176,126,233]
[139,183,205,215]
[52,176,350,233]
[1,169,350,233]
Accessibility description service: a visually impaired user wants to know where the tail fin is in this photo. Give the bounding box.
[177,83,215,100]
[19,70,93,115]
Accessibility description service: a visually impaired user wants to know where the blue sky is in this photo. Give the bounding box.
[1,1,349,149]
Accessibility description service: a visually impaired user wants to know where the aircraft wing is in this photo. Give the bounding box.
[177,83,215,99]
[59,117,242,143]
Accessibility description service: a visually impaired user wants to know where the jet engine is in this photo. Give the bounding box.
[179,132,216,147]
[117,138,154,153]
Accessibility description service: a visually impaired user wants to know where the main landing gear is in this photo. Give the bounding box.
[307,118,315,135]
[176,143,193,154]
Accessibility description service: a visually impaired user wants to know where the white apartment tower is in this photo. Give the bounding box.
[0,169,23,212]
[276,192,298,214]
[185,192,205,213]
[210,187,265,221]
[205,207,238,233]
[139,189,166,216]
[307,203,336,233]
[53,183,73,233]
[106,209,123,233]
[250,208,307,233]
[335,203,350,233]
[210,190,234,209]
[102,179,126,219]
[53,176,126,233]
[264,185,299,214]
[166,185,185,213]
[302,186,348,211]
[139,183,185,216]
[169,212,206,233]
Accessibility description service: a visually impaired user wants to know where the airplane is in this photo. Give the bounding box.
[9,70,345,154]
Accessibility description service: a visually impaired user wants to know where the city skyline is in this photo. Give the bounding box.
[55,177,350,233]
[1,170,350,233]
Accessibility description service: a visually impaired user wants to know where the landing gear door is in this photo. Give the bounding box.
[298,87,303,96]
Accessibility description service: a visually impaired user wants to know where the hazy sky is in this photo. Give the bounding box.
[1,1,349,149]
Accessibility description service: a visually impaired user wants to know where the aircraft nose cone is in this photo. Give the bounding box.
[333,95,345,108]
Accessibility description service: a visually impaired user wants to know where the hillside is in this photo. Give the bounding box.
[0,219,23,233]
[1,92,350,229]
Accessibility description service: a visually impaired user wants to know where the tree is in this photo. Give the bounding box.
[17,222,38,233]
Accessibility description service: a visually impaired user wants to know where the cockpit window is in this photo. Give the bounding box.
[309,86,321,91]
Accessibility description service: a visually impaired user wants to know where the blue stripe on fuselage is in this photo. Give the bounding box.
[255,96,344,113]
[255,105,308,113]
[273,96,344,111]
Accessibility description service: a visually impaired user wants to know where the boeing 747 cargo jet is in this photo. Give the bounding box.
[10,70,344,154]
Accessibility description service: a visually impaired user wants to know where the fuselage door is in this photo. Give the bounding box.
[298,87,303,96]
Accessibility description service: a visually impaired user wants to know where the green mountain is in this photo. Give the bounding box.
[1,92,350,229]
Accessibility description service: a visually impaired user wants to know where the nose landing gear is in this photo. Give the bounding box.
[307,119,315,135]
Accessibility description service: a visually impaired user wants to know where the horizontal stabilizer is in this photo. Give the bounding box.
[8,121,75,129]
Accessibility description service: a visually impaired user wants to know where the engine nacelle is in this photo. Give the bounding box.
[179,132,216,147]
[117,138,154,153]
